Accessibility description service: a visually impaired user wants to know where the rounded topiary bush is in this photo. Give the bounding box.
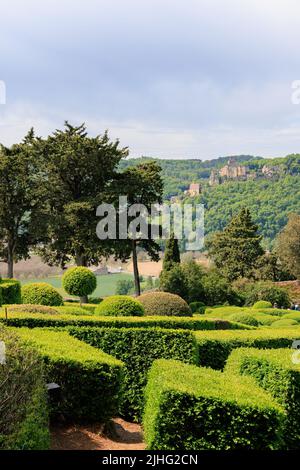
[95,295,144,317]
[253,300,272,309]
[21,283,63,306]
[62,267,97,299]
[189,301,206,314]
[138,292,192,317]
[229,313,259,327]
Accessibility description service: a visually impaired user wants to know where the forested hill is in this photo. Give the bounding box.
[120,154,300,247]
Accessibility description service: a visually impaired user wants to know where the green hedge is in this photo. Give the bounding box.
[0,279,21,304]
[13,328,123,423]
[144,359,285,450]
[195,329,300,370]
[225,347,300,449]
[68,326,198,420]
[0,326,49,450]
[0,310,253,330]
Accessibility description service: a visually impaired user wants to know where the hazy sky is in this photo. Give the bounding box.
[1,0,300,158]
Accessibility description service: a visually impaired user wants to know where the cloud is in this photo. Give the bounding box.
[1,0,300,157]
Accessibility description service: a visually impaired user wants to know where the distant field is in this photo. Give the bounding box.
[21,272,134,298]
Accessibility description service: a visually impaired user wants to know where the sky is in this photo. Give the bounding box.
[1,0,300,159]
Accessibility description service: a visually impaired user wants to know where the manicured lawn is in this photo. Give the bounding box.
[20,273,134,298]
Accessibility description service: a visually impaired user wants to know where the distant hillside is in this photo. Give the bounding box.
[120,154,300,247]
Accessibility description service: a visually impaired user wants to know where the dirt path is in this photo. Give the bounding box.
[50,417,145,450]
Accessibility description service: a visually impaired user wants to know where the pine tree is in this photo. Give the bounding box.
[163,233,181,271]
[207,208,264,281]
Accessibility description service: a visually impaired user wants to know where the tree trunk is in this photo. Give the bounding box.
[7,242,14,278]
[132,240,141,296]
[75,252,88,304]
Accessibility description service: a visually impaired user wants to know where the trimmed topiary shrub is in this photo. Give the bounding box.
[225,347,300,449]
[144,359,285,450]
[229,313,259,327]
[95,295,144,317]
[62,267,97,301]
[253,301,272,309]
[189,301,206,314]
[14,328,123,422]
[0,279,21,304]
[21,283,63,307]
[138,292,192,317]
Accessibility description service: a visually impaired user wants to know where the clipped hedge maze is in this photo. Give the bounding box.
[14,328,124,423]
[144,359,285,450]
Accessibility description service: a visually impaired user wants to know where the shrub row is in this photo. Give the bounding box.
[195,329,300,370]
[0,326,49,450]
[13,328,123,422]
[68,326,198,420]
[144,359,285,450]
[225,347,300,449]
[0,310,253,330]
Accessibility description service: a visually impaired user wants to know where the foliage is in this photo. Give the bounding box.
[162,233,180,271]
[115,279,134,295]
[241,282,291,308]
[229,313,259,327]
[138,291,192,316]
[0,279,21,304]
[195,328,300,370]
[6,304,58,315]
[225,347,300,449]
[189,301,206,314]
[253,301,272,309]
[69,326,198,420]
[269,319,298,328]
[62,267,97,299]
[144,359,284,450]
[21,283,63,306]
[35,122,128,269]
[201,270,242,306]
[181,260,205,303]
[159,265,188,300]
[95,295,144,317]
[0,131,47,278]
[14,328,123,422]
[207,208,264,281]
[276,213,300,279]
[0,326,49,450]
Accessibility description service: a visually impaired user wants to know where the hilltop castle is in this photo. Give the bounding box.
[209,158,249,185]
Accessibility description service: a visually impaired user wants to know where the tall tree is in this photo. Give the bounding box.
[276,213,300,279]
[162,233,181,271]
[0,130,44,277]
[35,123,128,283]
[207,207,264,281]
[116,161,163,296]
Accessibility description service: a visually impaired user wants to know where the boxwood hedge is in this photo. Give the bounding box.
[68,326,198,420]
[0,279,21,304]
[13,328,123,423]
[144,359,285,450]
[0,310,253,330]
[0,326,49,450]
[225,347,300,449]
[195,329,300,370]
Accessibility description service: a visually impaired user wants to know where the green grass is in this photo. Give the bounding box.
[20,273,134,298]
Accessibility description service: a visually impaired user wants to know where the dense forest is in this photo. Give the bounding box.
[120,154,300,248]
